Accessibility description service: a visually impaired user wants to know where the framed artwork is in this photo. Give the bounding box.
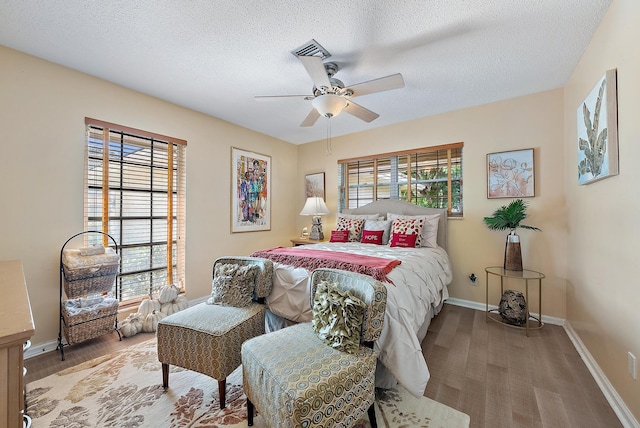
[487,148,535,198]
[231,147,271,232]
[305,172,325,199]
[577,69,619,185]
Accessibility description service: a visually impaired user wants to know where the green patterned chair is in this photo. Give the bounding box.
[241,268,387,427]
[157,256,273,409]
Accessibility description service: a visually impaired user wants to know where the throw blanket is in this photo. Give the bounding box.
[250,247,401,284]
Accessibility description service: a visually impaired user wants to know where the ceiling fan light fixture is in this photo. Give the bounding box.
[312,94,347,118]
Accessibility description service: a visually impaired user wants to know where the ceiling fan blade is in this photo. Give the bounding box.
[344,100,379,123]
[297,55,332,90]
[255,95,313,101]
[346,73,405,97]
[300,108,321,127]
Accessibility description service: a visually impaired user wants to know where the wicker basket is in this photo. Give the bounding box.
[62,300,119,345]
[62,248,119,298]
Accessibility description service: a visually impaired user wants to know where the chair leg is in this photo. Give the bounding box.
[247,398,254,426]
[162,363,169,388]
[218,378,226,409]
[368,402,377,428]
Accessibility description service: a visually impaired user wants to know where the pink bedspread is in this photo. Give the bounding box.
[250,246,401,283]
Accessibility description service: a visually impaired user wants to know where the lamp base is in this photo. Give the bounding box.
[309,216,324,241]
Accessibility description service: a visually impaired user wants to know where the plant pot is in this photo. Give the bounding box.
[504,229,523,271]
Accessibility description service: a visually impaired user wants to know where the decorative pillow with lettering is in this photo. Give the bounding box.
[389,217,425,247]
[330,230,349,242]
[336,217,366,242]
[207,263,257,307]
[312,280,366,354]
[361,229,384,245]
[387,212,440,248]
[363,219,392,245]
[390,233,418,248]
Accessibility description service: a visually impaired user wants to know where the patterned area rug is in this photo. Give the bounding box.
[26,338,470,427]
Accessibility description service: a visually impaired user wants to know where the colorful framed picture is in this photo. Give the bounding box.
[231,147,271,232]
[305,172,325,199]
[577,69,619,185]
[487,148,535,198]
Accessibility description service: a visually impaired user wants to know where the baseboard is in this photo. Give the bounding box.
[444,297,565,326]
[25,295,209,360]
[445,298,638,428]
[564,321,639,428]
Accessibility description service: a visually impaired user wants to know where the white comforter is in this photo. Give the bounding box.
[265,242,452,397]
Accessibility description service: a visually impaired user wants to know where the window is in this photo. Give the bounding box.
[338,143,463,216]
[84,118,187,305]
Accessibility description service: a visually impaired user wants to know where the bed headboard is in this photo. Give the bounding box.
[342,200,448,251]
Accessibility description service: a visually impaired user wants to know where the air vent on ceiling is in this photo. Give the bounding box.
[291,39,331,59]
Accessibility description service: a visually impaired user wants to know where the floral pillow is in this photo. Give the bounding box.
[361,229,384,245]
[389,218,425,247]
[387,213,439,248]
[312,280,367,354]
[330,230,349,242]
[336,217,366,242]
[207,263,258,307]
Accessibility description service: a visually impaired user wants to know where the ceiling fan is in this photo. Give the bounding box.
[255,41,405,127]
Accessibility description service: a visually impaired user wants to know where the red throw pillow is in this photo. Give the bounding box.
[361,229,384,245]
[330,230,349,242]
[390,233,418,248]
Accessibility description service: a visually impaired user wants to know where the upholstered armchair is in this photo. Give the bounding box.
[157,256,273,409]
[241,268,387,427]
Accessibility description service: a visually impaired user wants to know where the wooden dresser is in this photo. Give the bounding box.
[0,260,35,428]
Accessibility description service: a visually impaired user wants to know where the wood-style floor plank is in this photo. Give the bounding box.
[25,304,623,427]
[422,304,623,428]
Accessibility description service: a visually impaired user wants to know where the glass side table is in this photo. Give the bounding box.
[485,267,545,336]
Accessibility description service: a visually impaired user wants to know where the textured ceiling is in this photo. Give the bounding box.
[0,1,611,144]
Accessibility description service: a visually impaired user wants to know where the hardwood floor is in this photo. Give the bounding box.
[25,304,622,427]
[24,330,153,384]
[422,304,622,428]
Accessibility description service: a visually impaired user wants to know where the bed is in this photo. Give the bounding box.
[252,200,453,397]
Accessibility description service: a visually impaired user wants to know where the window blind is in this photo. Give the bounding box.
[84,118,187,304]
[338,143,463,216]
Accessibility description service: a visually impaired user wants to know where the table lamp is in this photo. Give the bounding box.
[299,197,330,240]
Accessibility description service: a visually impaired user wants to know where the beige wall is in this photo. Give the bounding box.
[564,0,640,420]
[2,0,638,419]
[298,89,568,319]
[0,45,299,345]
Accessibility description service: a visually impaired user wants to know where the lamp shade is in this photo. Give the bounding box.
[299,197,330,216]
[312,94,348,118]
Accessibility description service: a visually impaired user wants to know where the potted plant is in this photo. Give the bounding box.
[483,199,540,271]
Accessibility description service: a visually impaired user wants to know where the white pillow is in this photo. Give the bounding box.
[387,212,440,248]
[338,213,380,220]
[363,219,392,245]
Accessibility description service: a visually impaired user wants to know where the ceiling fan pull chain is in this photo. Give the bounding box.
[326,117,332,156]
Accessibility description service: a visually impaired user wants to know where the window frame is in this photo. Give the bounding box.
[338,142,463,217]
[84,117,187,307]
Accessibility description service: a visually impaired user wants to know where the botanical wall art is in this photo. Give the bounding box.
[231,147,271,232]
[305,172,325,199]
[487,148,535,198]
[577,69,619,185]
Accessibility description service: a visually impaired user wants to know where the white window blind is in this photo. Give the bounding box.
[338,143,463,217]
[84,118,187,304]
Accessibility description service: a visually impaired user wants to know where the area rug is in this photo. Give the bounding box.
[26,338,470,427]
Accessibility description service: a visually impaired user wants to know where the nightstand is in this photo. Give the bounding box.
[290,238,326,246]
[485,266,544,336]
